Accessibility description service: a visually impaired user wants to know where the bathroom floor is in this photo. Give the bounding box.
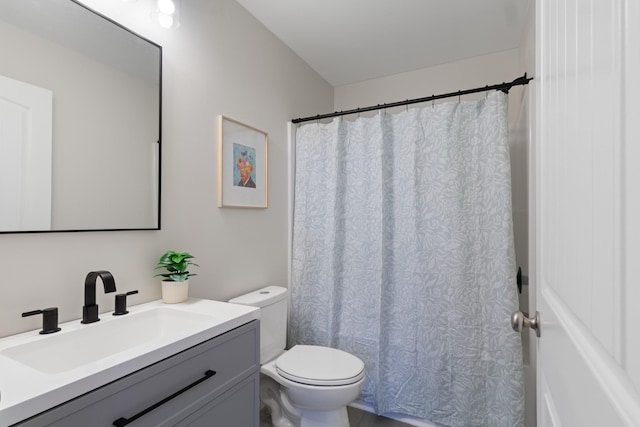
[260,406,412,427]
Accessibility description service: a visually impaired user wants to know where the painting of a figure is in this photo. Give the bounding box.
[218,115,268,208]
[233,143,257,188]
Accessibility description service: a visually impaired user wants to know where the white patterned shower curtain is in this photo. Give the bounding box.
[290,92,524,427]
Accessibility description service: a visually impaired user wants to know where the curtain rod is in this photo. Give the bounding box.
[291,73,533,124]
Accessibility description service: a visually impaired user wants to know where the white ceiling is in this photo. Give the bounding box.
[236,0,531,87]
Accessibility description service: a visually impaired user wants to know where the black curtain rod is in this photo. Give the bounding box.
[292,73,533,124]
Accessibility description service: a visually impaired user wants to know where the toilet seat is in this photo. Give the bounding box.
[275,345,365,386]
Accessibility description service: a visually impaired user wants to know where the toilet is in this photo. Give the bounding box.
[229,286,365,427]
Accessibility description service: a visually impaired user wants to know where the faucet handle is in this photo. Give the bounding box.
[113,290,139,316]
[22,307,61,334]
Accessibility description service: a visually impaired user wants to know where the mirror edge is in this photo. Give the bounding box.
[0,0,163,234]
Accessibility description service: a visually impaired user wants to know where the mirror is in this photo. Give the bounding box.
[0,0,161,233]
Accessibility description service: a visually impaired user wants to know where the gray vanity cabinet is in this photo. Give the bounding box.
[15,320,259,427]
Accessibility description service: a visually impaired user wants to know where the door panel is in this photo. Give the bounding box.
[0,74,52,231]
[535,0,640,424]
[623,0,640,395]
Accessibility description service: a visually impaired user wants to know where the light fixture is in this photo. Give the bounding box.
[157,0,175,15]
[153,0,180,29]
[157,12,174,28]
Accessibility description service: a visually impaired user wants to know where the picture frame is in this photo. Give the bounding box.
[217,115,268,208]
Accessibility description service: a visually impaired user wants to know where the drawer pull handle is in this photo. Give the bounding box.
[113,369,216,426]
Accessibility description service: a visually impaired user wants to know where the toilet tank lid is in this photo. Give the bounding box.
[228,286,287,307]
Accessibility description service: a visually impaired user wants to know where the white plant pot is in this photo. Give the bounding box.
[161,279,189,304]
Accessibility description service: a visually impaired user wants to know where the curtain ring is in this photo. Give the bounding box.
[405,101,409,112]
[432,96,435,109]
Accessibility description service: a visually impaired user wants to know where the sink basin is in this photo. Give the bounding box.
[0,307,212,374]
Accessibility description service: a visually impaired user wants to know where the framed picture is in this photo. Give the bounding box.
[217,115,268,208]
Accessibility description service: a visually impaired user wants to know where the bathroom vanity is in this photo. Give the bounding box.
[0,299,260,426]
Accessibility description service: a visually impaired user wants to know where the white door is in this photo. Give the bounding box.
[532,0,640,425]
[0,74,52,231]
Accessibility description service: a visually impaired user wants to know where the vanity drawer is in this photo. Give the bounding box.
[16,320,259,427]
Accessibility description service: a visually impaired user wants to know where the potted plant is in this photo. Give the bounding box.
[154,250,199,303]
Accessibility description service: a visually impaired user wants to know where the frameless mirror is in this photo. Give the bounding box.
[0,0,161,233]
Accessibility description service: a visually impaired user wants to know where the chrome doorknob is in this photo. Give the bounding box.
[511,310,540,337]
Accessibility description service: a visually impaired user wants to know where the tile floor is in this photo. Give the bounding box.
[260,406,412,427]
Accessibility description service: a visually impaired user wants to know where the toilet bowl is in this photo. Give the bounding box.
[229,286,365,427]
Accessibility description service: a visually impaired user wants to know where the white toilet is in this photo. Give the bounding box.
[229,286,365,427]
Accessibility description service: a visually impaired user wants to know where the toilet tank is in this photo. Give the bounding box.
[229,286,287,364]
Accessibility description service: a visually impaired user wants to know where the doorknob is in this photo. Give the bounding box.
[511,310,540,337]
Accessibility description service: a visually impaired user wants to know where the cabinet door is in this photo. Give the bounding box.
[174,372,259,427]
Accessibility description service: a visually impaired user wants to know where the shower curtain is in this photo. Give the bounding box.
[290,92,524,427]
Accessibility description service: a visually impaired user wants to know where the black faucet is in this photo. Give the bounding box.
[22,307,61,334]
[113,290,139,316]
[82,270,117,324]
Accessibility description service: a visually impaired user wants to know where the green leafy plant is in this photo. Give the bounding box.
[154,250,199,282]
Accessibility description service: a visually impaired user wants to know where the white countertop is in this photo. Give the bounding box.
[0,298,259,426]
